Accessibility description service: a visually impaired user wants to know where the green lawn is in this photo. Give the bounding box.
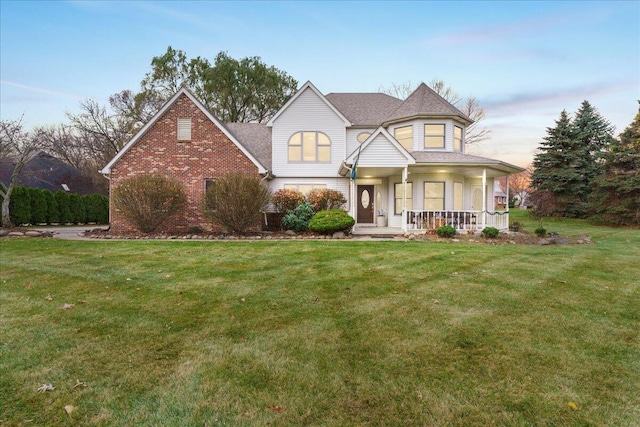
[1,213,639,426]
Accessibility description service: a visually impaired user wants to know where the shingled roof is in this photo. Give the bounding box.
[383,83,473,125]
[325,92,403,126]
[223,122,272,170]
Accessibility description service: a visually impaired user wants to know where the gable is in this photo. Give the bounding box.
[347,128,415,167]
[267,81,351,127]
[101,88,267,174]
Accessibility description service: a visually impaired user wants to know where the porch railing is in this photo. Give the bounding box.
[406,210,509,232]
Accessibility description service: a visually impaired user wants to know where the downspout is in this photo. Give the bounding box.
[261,171,274,227]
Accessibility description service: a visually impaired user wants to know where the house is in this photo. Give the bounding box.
[494,181,508,209]
[101,82,524,234]
[0,151,103,195]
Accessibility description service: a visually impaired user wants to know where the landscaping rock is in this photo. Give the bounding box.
[8,232,24,237]
[332,231,345,239]
[0,229,10,237]
[25,230,42,237]
[285,230,296,236]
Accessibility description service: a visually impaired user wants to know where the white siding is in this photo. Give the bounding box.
[358,134,410,168]
[346,128,375,157]
[271,87,347,177]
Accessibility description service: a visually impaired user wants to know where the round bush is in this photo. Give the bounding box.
[272,189,305,213]
[308,209,355,234]
[282,202,314,232]
[481,227,500,238]
[436,225,456,238]
[535,227,547,237]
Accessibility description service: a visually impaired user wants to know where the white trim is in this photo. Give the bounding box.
[101,87,267,175]
[266,81,351,127]
[345,127,415,164]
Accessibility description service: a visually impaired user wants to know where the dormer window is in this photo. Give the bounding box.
[424,124,445,149]
[288,131,331,162]
[454,126,463,151]
[177,118,192,141]
[394,126,413,150]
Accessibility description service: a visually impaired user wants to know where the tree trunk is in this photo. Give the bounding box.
[1,187,12,227]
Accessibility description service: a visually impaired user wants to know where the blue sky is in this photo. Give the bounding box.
[1,0,638,166]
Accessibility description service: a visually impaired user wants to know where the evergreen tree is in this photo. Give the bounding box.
[530,111,581,216]
[531,102,615,217]
[82,195,96,223]
[590,103,640,225]
[9,186,31,226]
[28,188,48,224]
[42,189,59,224]
[55,191,73,224]
[92,194,109,224]
[69,193,86,224]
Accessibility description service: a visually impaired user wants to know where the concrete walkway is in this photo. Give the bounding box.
[32,226,108,240]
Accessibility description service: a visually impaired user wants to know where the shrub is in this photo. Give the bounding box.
[28,188,47,225]
[42,189,58,224]
[272,189,305,213]
[535,227,547,237]
[481,227,500,238]
[509,221,522,232]
[282,202,314,232]
[55,191,73,224]
[9,186,31,226]
[307,188,347,212]
[69,193,86,224]
[203,172,271,234]
[92,194,109,224]
[308,209,355,234]
[436,225,456,238]
[113,173,186,233]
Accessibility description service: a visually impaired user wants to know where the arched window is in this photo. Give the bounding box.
[288,132,331,162]
[357,132,371,143]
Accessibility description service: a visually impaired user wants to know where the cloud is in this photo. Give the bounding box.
[482,79,637,115]
[0,80,85,100]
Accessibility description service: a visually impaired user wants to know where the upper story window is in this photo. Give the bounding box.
[288,131,331,162]
[454,126,463,151]
[177,118,192,141]
[357,132,371,143]
[394,126,413,150]
[424,124,445,149]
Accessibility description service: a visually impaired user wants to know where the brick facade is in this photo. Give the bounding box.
[109,93,259,234]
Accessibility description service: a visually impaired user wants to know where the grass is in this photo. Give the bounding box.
[1,212,639,426]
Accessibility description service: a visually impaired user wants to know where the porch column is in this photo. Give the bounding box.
[350,179,356,227]
[505,175,510,214]
[401,167,408,232]
[481,168,486,229]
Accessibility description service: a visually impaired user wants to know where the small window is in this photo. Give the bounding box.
[394,182,413,215]
[394,126,413,150]
[178,118,192,141]
[424,182,445,210]
[288,132,331,162]
[454,126,463,151]
[357,132,371,143]
[424,124,445,149]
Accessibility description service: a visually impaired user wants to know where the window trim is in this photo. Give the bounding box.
[394,182,413,215]
[394,125,413,150]
[287,131,331,163]
[424,124,445,149]
[424,181,445,211]
[177,118,192,142]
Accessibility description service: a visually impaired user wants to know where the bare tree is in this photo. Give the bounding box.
[498,165,532,207]
[379,79,490,145]
[0,117,42,227]
[66,99,133,168]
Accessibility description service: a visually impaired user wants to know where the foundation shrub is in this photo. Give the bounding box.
[481,226,500,238]
[282,201,314,232]
[436,225,456,238]
[308,209,355,235]
[307,188,347,212]
[113,173,186,233]
[203,172,271,234]
[272,189,305,213]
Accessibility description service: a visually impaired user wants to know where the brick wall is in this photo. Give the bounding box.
[109,93,259,234]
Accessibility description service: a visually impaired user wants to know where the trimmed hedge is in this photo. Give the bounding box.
[308,209,355,234]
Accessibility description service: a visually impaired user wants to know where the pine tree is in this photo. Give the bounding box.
[590,103,640,225]
[531,110,582,216]
[9,186,31,226]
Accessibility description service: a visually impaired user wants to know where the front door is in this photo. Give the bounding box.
[357,185,374,223]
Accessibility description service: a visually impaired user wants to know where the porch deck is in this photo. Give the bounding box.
[351,225,404,236]
[406,210,510,232]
